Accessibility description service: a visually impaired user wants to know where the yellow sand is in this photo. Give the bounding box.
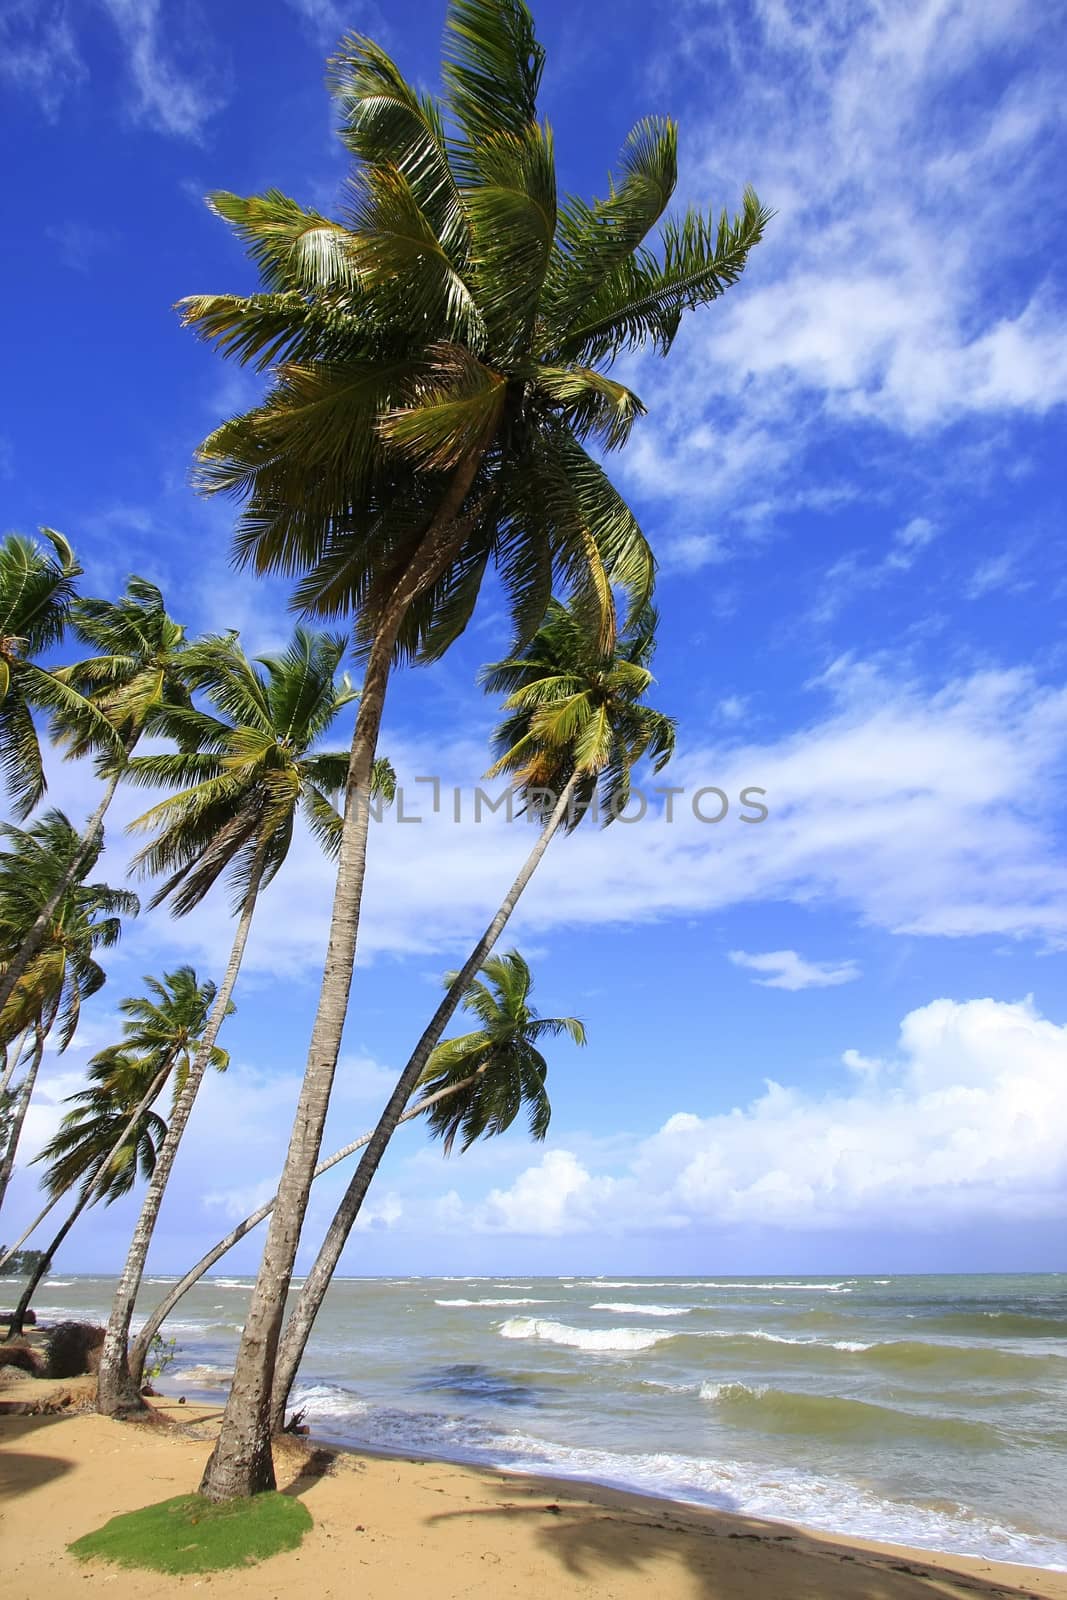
[1,1380,1065,1600]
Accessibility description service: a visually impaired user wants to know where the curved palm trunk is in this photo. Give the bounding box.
[97,857,267,1417]
[0,1023,47,1217]
[126,1071,484,1391]
[199,460,481,1502]
[269,772,579,1432]
[0,751,131,1023]
[0,1027,32,1099]
[5,1055,173,1338]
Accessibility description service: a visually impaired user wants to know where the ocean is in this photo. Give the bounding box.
[26,1271,1067,1571]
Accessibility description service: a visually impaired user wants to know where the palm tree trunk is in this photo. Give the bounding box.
[97,855,266,1417]
[125,1071,484,1392]
[269,772,579,1431]
[198,458,481,1502]
[4,1055,173,1337]
[0,1023,46,1217]
[0,1026,32,1099]
[0,746,132,1022]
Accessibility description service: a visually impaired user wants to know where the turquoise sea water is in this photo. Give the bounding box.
[27,1272,1067,1570]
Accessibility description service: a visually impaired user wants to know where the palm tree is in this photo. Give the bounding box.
[271,951,580,1425]
[0,1021,51,1224]
[5,967,224,1337]
[0,528,110,819]
[96,628,393,1416]
[414,952,576,1149]
[126,953,578,1395]
[267,595,672,1424]
[190,0,764,1500]
[0,576,188,1025]
[0,812,138,1217]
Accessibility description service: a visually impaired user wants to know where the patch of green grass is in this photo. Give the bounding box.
[68,1491,312,1574]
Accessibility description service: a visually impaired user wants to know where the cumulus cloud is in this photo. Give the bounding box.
[729,949,861,990]
[621,0,1067,525]
[453,996,1067,1235]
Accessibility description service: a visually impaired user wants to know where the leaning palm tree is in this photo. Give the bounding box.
[125,952,578,1397]
[0,812,138,1218]
[271,951,581,1425]
[267,594,672,1425]
[0,528,113,819]
[190,0,764,1499]
[414,952,577,1150]
[0,576,188,1024]
[0,1019,52,1223]
[96,628,393,1416]
[5,967,224,1337]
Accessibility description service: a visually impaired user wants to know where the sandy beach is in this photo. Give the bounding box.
[1,1377,1065,1600]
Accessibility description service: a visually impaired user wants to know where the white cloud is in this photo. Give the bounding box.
[45,221,115,273]
[966,549,1029,600]
[455,996,1067,1234]
[0,0,226,136]
[623,0,1067,512]
[0,0,86,117]
[100,0,225,140]
[281,0,364,43]
[70,657,1067,990]
[729,949,860,990]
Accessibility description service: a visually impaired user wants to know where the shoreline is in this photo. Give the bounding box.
[289,1406,1067,1579]
[2,1378,1066,1599]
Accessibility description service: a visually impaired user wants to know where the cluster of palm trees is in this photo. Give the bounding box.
[0,0,766,1506]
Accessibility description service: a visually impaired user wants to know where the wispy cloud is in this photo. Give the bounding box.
[73,657,1067,991]
[280,0,357,44]
[45,220,115,272]
[966,548,1031,600]
[0,0,86,117]
[100,0,227,140]
[809,516,941,625]
[729,949,861,991]
[0,0,226,136]
[622,0,1067,519]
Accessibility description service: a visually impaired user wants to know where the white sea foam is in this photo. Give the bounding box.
[283,1385,1067,1572]
[587,1281,672,1289]
[497,1317,675,1352]
[42,1278,73,1286]
[590,1303,691,1317]
[168,1363,233,1387]
[435,1298,551,1308]
[700,1380,763,1402]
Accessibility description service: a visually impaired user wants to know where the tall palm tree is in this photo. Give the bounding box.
[126,953,577,1395]
[0,576,188,1024]
[0,528,113,819]
[96,628,393,1416]
[190,0,764,1500]
[0,812,138,1217]
[267,594,672,1425]
[5,967,224,1337]
[414,951,577,1150]
[34,1052,171,1207]
[271,951,580,1425]
[0,1020,52,1224]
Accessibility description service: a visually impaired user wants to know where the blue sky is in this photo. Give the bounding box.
[2,0,1066,1277]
